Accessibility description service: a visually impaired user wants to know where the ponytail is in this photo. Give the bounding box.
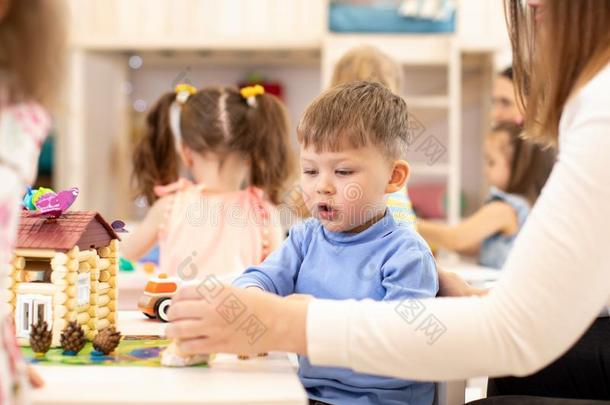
[132,92,180,205]
[243,92,296,205]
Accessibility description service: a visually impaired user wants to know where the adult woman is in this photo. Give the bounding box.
[167,0,610,402]
[491,67,524,126]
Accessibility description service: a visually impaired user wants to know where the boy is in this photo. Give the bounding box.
[233,82,438,405]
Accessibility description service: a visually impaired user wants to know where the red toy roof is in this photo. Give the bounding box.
[17,211,120,252]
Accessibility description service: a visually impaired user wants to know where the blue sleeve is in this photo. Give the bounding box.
[381,244,439,301]
[232,222,309,296]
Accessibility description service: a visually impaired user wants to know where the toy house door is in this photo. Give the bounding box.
[15,294,53,339]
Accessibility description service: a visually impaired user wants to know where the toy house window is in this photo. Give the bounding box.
[76,273,90,306]
[15,294,52,339]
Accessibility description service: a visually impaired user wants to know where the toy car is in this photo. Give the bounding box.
[137,274,179,322]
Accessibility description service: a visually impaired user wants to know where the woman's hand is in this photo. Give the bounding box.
[166,284,309,356]
[437,268,489,297]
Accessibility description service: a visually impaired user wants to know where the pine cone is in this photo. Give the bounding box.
[92,326,122,355]
[60,321,86,354]
[29,319,52,355]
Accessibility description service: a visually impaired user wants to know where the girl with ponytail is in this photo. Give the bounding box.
[122,84,296,280]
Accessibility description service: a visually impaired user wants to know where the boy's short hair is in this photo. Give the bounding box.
[297,81,410,160]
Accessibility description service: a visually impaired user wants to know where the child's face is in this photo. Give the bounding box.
[300,143,399,233]
[484,131,512,190]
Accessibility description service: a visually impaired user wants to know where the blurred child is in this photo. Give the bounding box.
[233,82,438,405]
[121,85,295,279]
[0,0,66,401]
[418,123,556,269]
[330,45,416,226]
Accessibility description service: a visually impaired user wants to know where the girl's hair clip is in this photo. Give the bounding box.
[240,84,265,107]
[175,83,197,104]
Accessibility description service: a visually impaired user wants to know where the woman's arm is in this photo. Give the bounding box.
[417,201,518,253]
[305,79,610,380]
[120,196,170,262]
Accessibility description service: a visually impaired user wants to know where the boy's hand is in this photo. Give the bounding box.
[437,268,489,297]
[166,284,309,356]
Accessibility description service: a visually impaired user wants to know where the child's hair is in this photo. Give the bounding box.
[133,86,295,205]
[489,122,556,204]
[0,0,66,106]
[297,81,409,160]
[330,46,403,94]
[499,66,513,81]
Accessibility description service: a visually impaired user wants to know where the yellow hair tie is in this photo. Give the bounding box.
[240,84,265,107]
[174,83,197,104]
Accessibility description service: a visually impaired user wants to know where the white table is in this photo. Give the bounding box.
[31,312,308,405]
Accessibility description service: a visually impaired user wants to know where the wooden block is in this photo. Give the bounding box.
[16,283,55,295]
[109,239,119,252]
[51,278,68,288]
[4,276,14,289]
[96,306,110,319]
[49,265,68,274]
[87,306,98,317]
[54,318,67,331]
[77,312,90,324]
[65,298,77,311]
[85,330,97,341]
[14,270,26,282]
[88,255,99,268]
[77,250,94,262]
[78,262,91,273]
[98,247,112,258]
[96,294,110,307]
[66,286,77,298]
[1,290,13,303]
[51,253,69,266]
[97,282,110,294]
[81,324,91,335]
[90,318,110,331]
[99,270,110,282]
[54,305,68,319]
[108,300,116,312]
[106,312,116,324]
[90,270,100,281]
[50,271,66,282]
[54,292,68,305]
[98,258,111,270]
[15,249,56,258]
[76,304,89,314]
[108,264,119,277]
[108,276,116,288]
[67,246,80,259]
[12,256,25,270]
[66,260,78,272]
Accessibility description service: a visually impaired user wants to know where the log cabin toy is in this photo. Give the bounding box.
[4,209,120,347]
[137,274,179,322]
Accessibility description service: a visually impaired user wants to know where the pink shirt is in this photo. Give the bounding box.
[157,183,283,281]
[0,101,50,404]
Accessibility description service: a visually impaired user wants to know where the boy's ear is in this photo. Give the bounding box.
[385,160,410,193]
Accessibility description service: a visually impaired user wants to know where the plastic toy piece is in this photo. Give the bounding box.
[161,341,210,367]
[23,186,54,211]
[119,257,135,271]
[142,262,156,275]
[137,274,178,322]
[92,326,122,355]
[60,321,86,355]
[34,187,79,218]
[29,319,52,357]
[111,220,128,233]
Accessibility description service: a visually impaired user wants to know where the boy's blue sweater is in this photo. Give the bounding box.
[234,211,438,405]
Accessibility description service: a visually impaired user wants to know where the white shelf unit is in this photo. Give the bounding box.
[56,0,503,223]
[322,34,462,224]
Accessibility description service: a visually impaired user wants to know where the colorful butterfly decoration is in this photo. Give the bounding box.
[23,187,79,218]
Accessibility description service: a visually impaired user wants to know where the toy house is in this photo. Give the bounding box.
[4,211,119,346]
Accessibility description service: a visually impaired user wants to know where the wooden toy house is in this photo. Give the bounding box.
[4,211,119,346]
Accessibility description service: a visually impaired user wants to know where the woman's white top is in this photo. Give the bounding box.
[307,63,610,380]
